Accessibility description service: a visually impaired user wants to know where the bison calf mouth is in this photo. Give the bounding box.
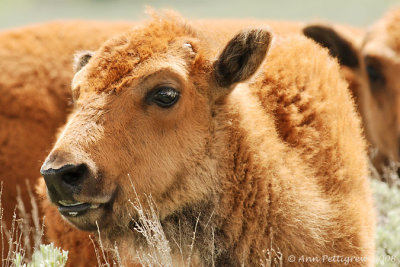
[58,201,101,217]
[55,194,116,231]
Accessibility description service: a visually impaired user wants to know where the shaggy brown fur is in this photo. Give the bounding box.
[39,13,375,266]
[0,20,134,265]
[201,19,400,177]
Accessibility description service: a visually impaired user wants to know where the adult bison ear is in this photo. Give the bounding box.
[214,28,272,89]
[303,25,359,69]
[73,50,94,73]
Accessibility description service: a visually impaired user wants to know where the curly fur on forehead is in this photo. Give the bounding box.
[82,12,199,94]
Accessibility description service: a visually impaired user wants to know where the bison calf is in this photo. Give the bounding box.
[39,13,375,266]
[303,8,400,176]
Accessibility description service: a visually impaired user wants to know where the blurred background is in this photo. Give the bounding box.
[0,0,399,30]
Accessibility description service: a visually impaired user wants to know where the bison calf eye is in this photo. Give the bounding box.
[365,56,385,89]
[366,64,383,84]
[150,86,180,108]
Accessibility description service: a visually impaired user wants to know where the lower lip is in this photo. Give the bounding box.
[59,203,99,217]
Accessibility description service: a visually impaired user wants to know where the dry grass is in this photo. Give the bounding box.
[1,159,399,266]
[77,162,400,266]
[129,187,173,267]
[0,181,45,267]
[89,223,123,267]
[259,239,283,267]
[127,179,283,267]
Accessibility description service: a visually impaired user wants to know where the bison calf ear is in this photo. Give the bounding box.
[214,28,272,88]
[73,50,94,73]
[303,25,359,69]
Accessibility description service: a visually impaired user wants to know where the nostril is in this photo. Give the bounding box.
[61,164,88,186]
[41,163,88,188]
[41,162,89,203]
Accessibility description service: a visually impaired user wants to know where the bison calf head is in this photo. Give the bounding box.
[40,16,271,233]
[361,8,400,170]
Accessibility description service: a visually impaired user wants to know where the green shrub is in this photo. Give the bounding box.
[14,243,68,267]
[372,179,400,267]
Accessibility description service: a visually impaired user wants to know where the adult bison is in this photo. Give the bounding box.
[39,13,375,266]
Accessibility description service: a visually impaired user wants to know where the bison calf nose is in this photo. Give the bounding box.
[40,163,88,202]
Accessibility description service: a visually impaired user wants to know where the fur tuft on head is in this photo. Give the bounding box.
[144,7,199,39]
